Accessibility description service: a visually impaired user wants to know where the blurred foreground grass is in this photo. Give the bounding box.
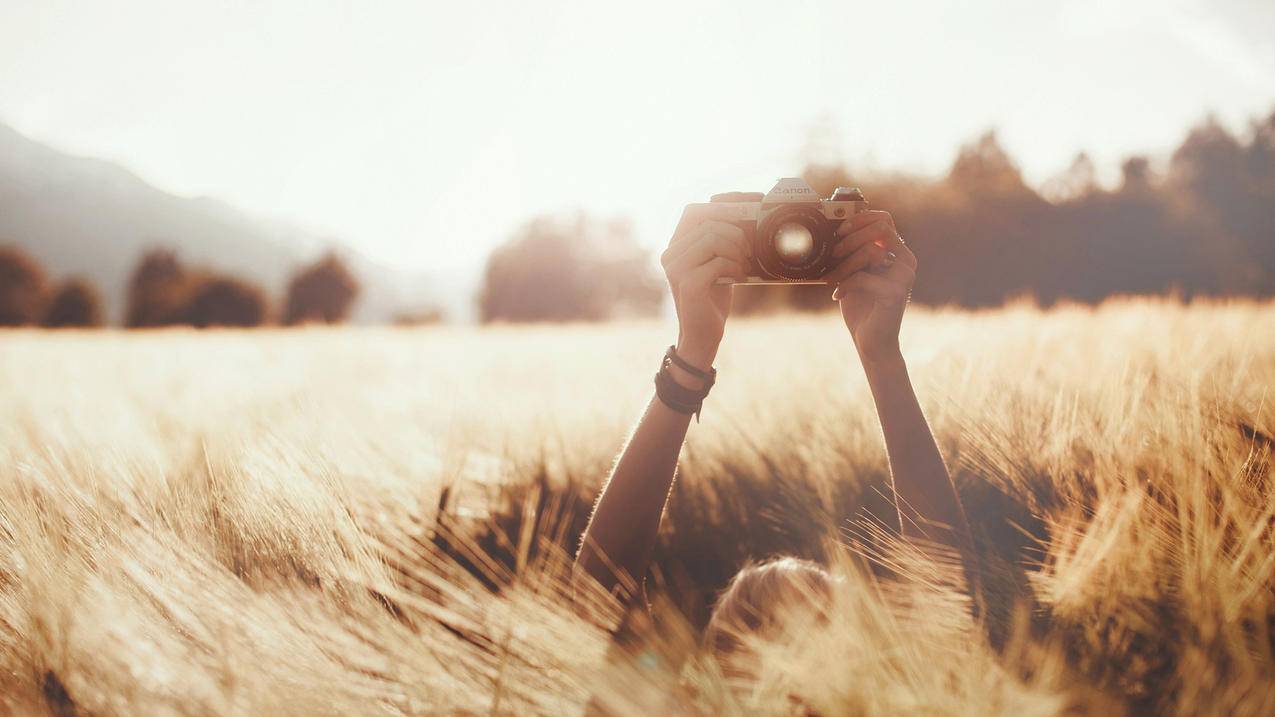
[2,299,1274,715]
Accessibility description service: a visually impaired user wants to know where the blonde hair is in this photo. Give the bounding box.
[703,556,833,660]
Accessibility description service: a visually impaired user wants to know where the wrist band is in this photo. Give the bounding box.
[655,347,715,421]
[665,345,716,384]
[654,369,699,415]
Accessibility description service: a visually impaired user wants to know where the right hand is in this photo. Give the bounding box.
[824,210,916,364]
[661,206,750,371]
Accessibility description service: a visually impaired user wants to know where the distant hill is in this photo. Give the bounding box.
[0,121,446,323]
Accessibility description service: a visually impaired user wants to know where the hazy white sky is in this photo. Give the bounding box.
[2,0,1273,275]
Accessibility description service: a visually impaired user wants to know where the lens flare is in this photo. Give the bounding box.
[774,222,814,264]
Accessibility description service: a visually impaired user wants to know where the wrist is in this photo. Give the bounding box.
[857,343,905,375]
[657,344,717,419]
[669,340,717,392]
[674,338,718,373]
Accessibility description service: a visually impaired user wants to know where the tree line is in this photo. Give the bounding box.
[479,108,1275,320]
[4,109,1272,328]
[790,110,1275,311]
[0,247,360,328]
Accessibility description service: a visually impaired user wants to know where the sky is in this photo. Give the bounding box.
[2,0,1273,277]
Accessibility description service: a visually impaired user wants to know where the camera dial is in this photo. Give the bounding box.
[831,187,866,202]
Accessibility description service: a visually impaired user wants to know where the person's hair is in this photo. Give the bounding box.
[703,556,833,660]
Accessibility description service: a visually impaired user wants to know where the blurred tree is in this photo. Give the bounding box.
[1169,113,1275,294]
[479,215,663,322]
[1171,117,1245,201]
[0,246,47,326]
[126,249,189,327]
[1041,153,1098,203]
[783,112,1275,310]
[284,252,361,325]
[1120,156,1154,194]
[947,131,1032,199]
[1049,166,1215,303]
[42,279,103,328]
[185,277,267,328]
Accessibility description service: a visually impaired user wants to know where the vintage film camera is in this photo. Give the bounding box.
[688,177,869,284]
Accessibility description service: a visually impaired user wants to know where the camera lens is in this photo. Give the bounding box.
[773,222,814,265]
[753,205,833,281]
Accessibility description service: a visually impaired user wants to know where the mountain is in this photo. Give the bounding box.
[0,121,446,323]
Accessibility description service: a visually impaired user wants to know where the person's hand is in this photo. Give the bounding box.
[823,210,916,364]
[661,206,749,372]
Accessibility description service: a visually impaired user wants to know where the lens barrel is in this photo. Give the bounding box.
[753,204,834,281]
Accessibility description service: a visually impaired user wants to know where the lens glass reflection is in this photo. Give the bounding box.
[774,222,814,264]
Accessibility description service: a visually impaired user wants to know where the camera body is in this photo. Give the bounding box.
[690,177,869,284]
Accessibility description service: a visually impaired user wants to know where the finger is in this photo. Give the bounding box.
[679,256,744,296]
[894,241,917,270]
[672,203,748,244]
[836,210,894,237]
[831,271,910,303]
[833,214,898,257]
[663,220,748,266]
[668,221,744,257]
[839,220,916,271]
[665,234,748,281]
[882,261,916,290]
[836,213,897,252]
[664,227,749,277]
[831,226,880,259]
[823,243,890,285]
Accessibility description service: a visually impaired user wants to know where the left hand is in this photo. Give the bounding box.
[661,206,750,371]
[822,210,917,363]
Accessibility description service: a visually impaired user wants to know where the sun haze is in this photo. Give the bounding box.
[1,0,1272,277]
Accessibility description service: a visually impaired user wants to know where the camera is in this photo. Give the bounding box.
[690,177,869,284]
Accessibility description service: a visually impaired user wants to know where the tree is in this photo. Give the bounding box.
[126,249,189,327]
[184,277,267,327]
[947,131,1032,199]
[1041,153,1098,203]
[0,246,48,326]
[1120,156,1154,194]
[766,111,1275,311]
[284,253,361,325]
[42,279,103,328]
[1169,113,1275,293]
[479,215,663,323]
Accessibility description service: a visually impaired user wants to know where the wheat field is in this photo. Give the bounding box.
[2,299,1274,715]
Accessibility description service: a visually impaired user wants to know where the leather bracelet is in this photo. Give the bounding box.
[654,349,715,421]
[665,345,717,387]
[656,367,702,403]
[655,371,700,417]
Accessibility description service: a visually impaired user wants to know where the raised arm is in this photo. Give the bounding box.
[826,211,976,571]
[574,205,749,603]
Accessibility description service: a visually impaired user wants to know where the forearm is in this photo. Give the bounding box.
[574,342,712,601]
[860,349,973,558]
[575,397,691,599]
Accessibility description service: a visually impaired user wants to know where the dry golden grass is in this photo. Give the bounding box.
[2,298,1274,715]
